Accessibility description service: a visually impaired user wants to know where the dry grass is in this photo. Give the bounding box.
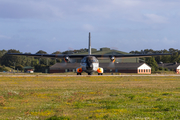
[0,76,180,119]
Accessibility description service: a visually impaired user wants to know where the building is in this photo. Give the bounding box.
[49,63,151,74]
[49,63,80,73]
[23,66,34,73]
[158,62,180,74]
[100,63,151,74]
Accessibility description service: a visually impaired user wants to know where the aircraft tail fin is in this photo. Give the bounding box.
[88,32,91,55]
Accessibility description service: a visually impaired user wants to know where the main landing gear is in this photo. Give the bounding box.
[77,73,103,75]
[77,73,81,75]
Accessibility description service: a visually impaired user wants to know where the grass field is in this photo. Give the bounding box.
[0,76,180,120]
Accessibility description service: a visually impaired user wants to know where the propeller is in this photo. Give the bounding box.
[107,48,117,69]
[108,61,115,69]
[53,49,67,67]
[66,47,75,63]
[61,47,75,67]
[52,50,67,66]
[108,56,115,69]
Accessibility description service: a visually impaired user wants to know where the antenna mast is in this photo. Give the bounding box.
[88,32,91,55]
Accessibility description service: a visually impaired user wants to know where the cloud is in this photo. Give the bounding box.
[0,34,11,39]
[110,0,142,8]
[76,0,178,24]
[0,0,180,53]
[0,0,63,19]
[143,14,168,24]
[0,0,179,23]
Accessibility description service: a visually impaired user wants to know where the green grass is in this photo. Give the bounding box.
[0,76,180,119]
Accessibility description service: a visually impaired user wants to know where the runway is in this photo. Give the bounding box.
[1,74,180,77]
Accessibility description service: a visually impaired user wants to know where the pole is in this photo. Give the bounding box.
[88,32,91,55]
[13,62,15,73]
[163,63,164,74]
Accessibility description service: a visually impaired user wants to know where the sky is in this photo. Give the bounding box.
[0,0,180,54]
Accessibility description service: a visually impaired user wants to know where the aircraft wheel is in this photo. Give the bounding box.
[88,73,92,75]
[77,73,81,75]
[101,73,103,75]
[98,73,100,75]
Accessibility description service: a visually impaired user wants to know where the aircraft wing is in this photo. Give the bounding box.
[7,53,87,59]
[7,53,172,59]
[92,53,172,59]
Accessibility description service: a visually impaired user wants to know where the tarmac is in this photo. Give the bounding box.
[1,74,180,77]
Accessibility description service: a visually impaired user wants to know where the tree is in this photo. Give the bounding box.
[169,48,178,53]
[52,51,61,54]
[0,50,7,65]
[16,65,24,71]
[34,64,48,72]
[35,50,48,65]
[1,49,21,67]
[171,52,179,63]
[0,49,7,57]
[160,55,171,63]
[36,50,47,54]
[0,65,8,72]
[31,59,39,66]
[146,57,158,72]
[1,49,32,67]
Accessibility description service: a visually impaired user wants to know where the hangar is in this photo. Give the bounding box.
[49,63,151,74]
[158,62,180,74]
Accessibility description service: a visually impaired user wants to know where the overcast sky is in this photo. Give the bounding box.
[0,0,180,53]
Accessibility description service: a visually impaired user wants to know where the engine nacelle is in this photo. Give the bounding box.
[76,67,83,73]
[64,56,70,62]
[110,56,116,63]
[97,67,103,73]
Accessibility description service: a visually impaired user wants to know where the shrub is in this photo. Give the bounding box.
[15,65,24,70]
[164,68,168,71]
[158,67,164,70]
[0,66,8,72]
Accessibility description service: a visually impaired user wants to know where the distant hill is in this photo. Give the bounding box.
[74,47,129,55]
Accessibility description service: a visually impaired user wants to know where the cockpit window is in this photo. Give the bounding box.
[87,56,98,63]
[81,56,98,63]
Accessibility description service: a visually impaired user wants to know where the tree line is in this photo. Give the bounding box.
[0,48,88,72]
[0,48,179,72]
[0,49,60,72]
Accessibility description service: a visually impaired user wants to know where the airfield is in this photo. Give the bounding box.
[1,74,180,77]
[0,74,180,119]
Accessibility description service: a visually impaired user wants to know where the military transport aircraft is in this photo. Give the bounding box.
[8,33,171,75]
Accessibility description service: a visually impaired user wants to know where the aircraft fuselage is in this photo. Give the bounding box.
[76,56,103,75]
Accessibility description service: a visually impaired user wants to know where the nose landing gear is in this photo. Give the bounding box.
[88,73,92,75]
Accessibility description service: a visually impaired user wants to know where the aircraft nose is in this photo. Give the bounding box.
[87,63,93,70]
[90,64,93,68]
